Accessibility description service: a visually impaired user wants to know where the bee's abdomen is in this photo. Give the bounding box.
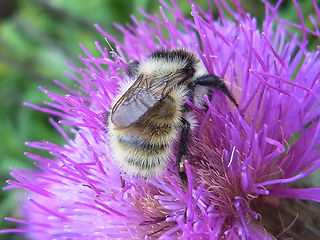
[109,88,187,178]
[111,120,178,177]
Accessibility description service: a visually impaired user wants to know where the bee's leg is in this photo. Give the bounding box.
[177,118,190,186]
[126,60,140,78]
[194,74,238,107]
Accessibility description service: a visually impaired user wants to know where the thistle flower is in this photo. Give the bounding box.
[2,0,320,239]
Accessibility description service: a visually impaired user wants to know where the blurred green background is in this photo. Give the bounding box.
[0,0,319,239]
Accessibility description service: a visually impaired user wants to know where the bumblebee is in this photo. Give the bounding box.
[108,48,237,182]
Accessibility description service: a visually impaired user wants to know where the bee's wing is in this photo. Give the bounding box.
[111,75,160,128]
[149,72,188,95]
[111,72,187,128]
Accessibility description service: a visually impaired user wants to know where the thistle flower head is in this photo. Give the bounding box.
[2,0,320,239]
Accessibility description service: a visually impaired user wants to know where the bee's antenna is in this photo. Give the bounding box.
[104,37,126,64]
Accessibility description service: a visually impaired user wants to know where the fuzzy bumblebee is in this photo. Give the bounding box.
[108,48,237,181]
